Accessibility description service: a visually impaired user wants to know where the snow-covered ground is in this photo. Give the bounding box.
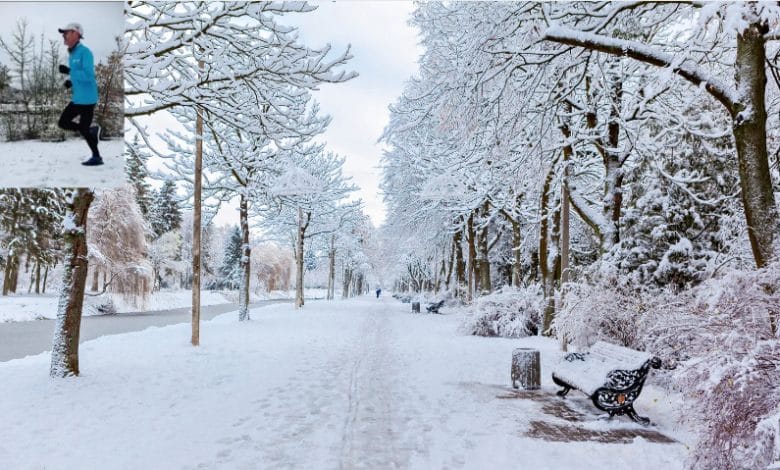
[0,297,691,469]
[0,138,124,187]
[0,290,232,323]
[0,288,324,323]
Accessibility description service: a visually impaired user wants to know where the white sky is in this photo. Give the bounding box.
[280,1,422,227]
[0,1,124,84]
[141,1,422,229]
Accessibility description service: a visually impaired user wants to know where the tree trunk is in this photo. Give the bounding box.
[91,265,99,292]
[356,273,364,296]
[238,194,251,321]
[42,265,49,293]
[560,101,573,286]
[466,213,477,301]
[733,23,777,271]
[50,188,94,377]
[2,255,16,295]
[539,160,557,335]
[478,229,491,295]
[603,63,623,247]
[294,208,308,309]
[191,92,203,346]
[342,266,352,299]
[510,219,522,287]
[34,260,41,294]
[326,235,335,300]
[445,239,455,291]
[453,228,465,297]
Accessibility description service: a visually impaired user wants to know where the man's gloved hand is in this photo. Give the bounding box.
[64,80,72,89]
[59,65,70,74]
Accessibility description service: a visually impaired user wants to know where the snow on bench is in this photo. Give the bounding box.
[551,341,662,426]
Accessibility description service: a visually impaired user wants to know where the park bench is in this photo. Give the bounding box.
[551,341,662,426]
[426,300,445,314]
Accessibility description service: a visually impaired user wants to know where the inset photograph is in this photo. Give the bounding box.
[0,2,124,187]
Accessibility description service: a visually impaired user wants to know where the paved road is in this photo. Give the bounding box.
[0,300,290,362]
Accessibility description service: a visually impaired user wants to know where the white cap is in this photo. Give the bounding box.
[58,23,84,38]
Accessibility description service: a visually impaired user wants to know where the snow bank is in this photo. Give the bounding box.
[0,290,231,322]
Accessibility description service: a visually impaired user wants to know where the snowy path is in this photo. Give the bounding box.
[0,138,124,187]
[0,297,690,469]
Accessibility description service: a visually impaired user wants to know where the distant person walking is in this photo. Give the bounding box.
[57,23,102,166]
[376,287,381,299]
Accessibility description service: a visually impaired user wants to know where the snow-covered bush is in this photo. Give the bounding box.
[460,285,542,338]
[38,123,65,142]
[556,263,780,469]
[554,282,650,350]
[643,262,780,470]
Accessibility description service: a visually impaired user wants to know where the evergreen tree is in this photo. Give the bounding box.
[218,226,242,289]
[150,179,182,237]
[0,63,9,93]
[0,188,65,295]
[125,135,153,219]
[605,125,740,291]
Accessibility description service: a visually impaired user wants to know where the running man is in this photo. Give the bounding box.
[57,22,102,166]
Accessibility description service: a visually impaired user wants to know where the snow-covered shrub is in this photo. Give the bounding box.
[85,297,117,316]
[642,262,780,470]
[680,341,780,470]
[38,123,65,142]
[460,285,542,338]
[554,282,650,350]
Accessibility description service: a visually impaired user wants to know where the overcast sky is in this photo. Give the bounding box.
[281,1,422,227]
[141,1,422,229]
[0,1,124,83]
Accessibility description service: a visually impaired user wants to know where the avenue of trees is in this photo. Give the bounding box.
[36,1,374,378]
[379,4,779,469]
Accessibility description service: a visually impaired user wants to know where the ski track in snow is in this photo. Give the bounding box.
[0,297,690,469]
[0,138,125,187]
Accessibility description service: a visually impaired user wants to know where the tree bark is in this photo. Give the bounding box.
[539,160,558,335]
[238,194,251,321]
[191,91,203,346]
[2,255,16,295]
[342,266,352,299]
[91,266,99,292]
[466,213,477,301]
[34,260,41,294]
[477,201,492,294]
[42,265,49,293]
[294,208,309,308]
[560,101,573,285]
[326,235,335,300]
[453,228,466,297]
[732,23,777,270]
[50,188,94,377]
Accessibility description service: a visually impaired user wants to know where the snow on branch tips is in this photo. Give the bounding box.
[269,166,322,197]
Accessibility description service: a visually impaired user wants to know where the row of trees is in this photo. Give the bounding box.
[380,4,780,468]
[48,2,374,377]
[381,1,779,321]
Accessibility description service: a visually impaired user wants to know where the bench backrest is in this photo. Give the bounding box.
[588,342,652,371]
[553,342,653,396]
